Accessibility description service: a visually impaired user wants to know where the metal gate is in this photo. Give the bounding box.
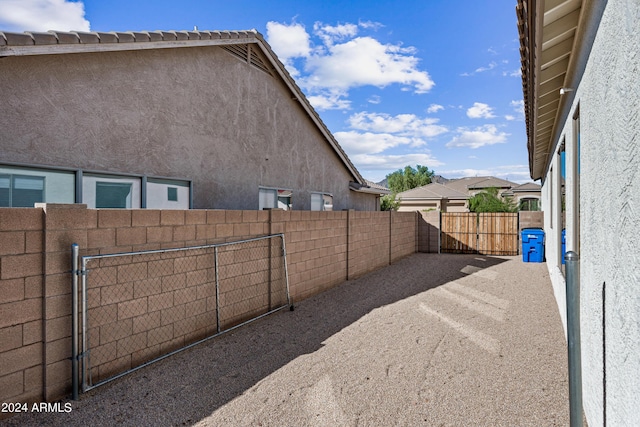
[71,234,290,396]
[441,212,519,255]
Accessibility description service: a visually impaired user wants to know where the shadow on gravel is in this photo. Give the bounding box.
[2,253,509,427]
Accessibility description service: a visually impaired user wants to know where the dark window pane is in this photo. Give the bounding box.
[11,176,44,207]
[167,187,178,201]
[96,182,132,208]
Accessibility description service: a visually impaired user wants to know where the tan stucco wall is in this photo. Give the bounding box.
[0,45,376,211]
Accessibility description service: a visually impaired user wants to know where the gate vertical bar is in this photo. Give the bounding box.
[281,233,291,307]
[81,256,88,392]
[565,251,583,427]
[214,246,220,333]
[71,244,79,400]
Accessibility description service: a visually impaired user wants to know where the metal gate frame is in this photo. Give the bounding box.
[71,234,290,398]
[440,212,519,255]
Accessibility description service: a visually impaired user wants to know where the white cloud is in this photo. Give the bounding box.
[313,22,358,46]
[367,95,381,104]
[266,21,311,61]
[353,153,443,170]
[304,36,434,93]
[306,93,351,110]
[461,61,497,76]
[334,131,415,155]
[427,104,444,114]
[266,21,434,110]
[0,0,90,32]
[446,125,509,149]
[347,112,447,138]
[504,69,521,77]
[467,102,495,119]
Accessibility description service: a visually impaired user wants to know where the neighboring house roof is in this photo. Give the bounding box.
[362,180,391,195]
[509,182,542,192]
[445,176,517,193]
[0,29,367,188]
[397,183,469,200]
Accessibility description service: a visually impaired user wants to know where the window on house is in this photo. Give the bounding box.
[311,193,333,211]
[259,187,292,210]
[95,182,132,208]
[167,187,178,202]
[519,198,540,211]
[0,174,45,207]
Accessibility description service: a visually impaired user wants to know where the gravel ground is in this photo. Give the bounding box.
[2,253,569,427]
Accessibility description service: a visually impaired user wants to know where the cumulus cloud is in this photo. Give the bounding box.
[266,21,311,60]
[266,20,434,111]
[446,125,508,149]
[467,102,496,119]
[347,112,447,138]
[0,0,90,32]
[313,22,358,46]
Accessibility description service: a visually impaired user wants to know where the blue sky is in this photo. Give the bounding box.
[0,0,531,184]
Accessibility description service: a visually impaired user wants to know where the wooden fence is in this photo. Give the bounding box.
[441,212,519,255]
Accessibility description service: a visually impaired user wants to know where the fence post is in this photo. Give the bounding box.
[71,243,79,400]
[565,250,583,427]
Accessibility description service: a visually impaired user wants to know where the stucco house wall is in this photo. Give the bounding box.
[534,1,640,425]
[0,31,378,211]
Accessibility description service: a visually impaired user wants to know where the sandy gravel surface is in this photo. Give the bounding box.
[2,253,568,427]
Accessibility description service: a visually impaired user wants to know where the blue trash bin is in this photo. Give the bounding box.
[561,229,566,264]
[521,228,545,263]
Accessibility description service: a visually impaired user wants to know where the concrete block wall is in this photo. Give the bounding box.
[347,211,391,279]
[0,208,44,410]
[518,211,543,231]
[0,205,418,413]
[418,211,440,253]
[391,211,418,262]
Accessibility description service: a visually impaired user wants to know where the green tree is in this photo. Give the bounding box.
[468,187,518,213]
[380,194,400,211]
[386,165,435,194]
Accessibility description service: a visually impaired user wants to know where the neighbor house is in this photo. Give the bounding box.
[396,182,468,212]
[396,176,540,212]
[0,29,383,211]
[518,0,639,424]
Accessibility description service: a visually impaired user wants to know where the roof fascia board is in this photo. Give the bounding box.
[0,35,257,57]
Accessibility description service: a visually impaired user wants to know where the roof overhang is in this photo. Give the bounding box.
[517,0,584,180]
[349,182,390,195]
[0,29,366,186]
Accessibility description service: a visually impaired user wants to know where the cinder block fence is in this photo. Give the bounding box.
[0,204,419,414]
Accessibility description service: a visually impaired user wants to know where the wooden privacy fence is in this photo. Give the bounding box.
[441,212,519,255]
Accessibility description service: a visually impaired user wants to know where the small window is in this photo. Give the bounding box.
[167,187,178,202]
[259,187,292,210]
[0,174,45,207]
[96,182,132,208]
[311,193,333,211]
[519,198,540,211]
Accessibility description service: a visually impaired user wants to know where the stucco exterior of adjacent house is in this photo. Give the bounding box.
[518,0,640,425]
[0,29,381,211]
